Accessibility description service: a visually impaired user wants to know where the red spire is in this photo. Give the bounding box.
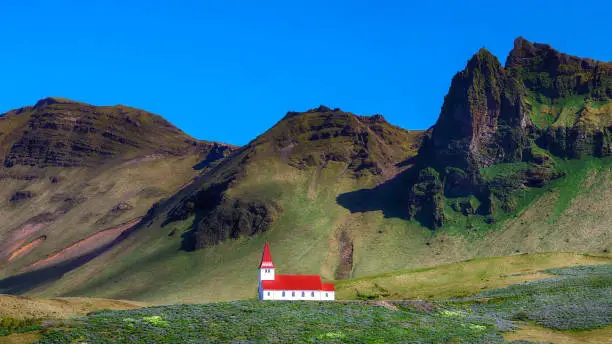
[259,242,274,268]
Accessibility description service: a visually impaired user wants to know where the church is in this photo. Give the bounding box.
[258,242,335,301]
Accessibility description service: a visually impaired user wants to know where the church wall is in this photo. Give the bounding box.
[260,290,334,301]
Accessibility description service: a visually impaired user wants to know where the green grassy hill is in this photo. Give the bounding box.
[0,98,235,282]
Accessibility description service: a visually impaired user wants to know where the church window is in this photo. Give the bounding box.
[301,292,305,297]
[311,292,315,297]
[292,291,295,297]
[282,291,285,297]
[325,293,328,297]
[267,292,270,296]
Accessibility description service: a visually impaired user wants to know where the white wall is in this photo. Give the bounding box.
[259,268,275,281]
[322,291,335,300]
[260,289,334,301]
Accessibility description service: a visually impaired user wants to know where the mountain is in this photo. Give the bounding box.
[0,97,235,278]
[0,38,610,304]
[162,106,424,251]
[407,37,611,229]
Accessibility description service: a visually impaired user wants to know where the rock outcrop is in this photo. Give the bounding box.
[407,37,612,229]
[425,48,530,171]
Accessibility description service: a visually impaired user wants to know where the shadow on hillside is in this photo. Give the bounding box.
[336,164,415,220]
[0,221,144,295]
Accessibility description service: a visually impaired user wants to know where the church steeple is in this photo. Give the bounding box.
[258,242,275,281]
[259,242,274,269]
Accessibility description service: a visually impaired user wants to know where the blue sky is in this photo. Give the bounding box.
[1,1,610,145]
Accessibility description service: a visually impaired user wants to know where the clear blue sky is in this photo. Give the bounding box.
[1,1,610,145]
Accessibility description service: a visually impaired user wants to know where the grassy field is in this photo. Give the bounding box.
[0,295,142,343]
[1,263,608,343]
[0,295,143,320]
[335,252,612,300]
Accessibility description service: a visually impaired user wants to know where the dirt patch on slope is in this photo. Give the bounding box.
[26,218,141,271]
[7,236,46,262]
[0,223,50,262]
[335,230,354,280]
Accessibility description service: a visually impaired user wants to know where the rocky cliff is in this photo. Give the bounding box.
[407,37,611,229]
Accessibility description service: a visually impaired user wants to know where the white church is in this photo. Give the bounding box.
[258,242,335,301]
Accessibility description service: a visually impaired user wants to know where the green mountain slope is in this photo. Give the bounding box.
[0,38,610,304]
[0,98,235,279]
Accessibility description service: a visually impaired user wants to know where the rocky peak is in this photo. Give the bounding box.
[312,105,333,113]
[468,48,502,69]
[358,114,387,124]
[33,97,83,109]
[425,48,528,171]
[506,37,612,100]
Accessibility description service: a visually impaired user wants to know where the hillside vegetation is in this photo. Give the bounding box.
[2,263,608,343]
[334,252,612,300]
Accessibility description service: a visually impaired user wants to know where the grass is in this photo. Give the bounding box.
[0,317,42,337]
[34,301,509,343]
[525,94,586,129]
[0,295,142,321]
[442,156,611,237]
[334,252,611,301]
[479,162,531,183]
[450,264,612,331]
[0,332,41,344]
[22,263,611,343]
[525,93,612,130]
[0,295,142,341]
[547,157,611,221]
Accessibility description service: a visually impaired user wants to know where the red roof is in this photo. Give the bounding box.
[259,242,274,268]
[262,274,324,291]
[321,283,335,291]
